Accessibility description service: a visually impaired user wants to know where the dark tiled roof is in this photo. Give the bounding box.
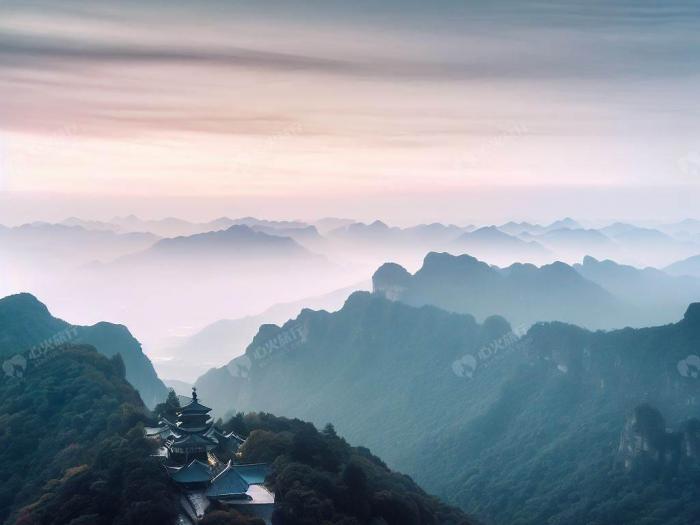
[206,462,250,499]
[171,433,216,447]
[178,399,212,414]
[171,460,212,484]
[225,431,246,444]
[232,464,269,485]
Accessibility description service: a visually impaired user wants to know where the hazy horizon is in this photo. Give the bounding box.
[2,187,700,228]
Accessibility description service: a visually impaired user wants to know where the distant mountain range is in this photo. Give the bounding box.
[326,220,472,265]
[666,254,700,278]
[124,224,320,263]
[156,281,370,380]
[0,222,158,267]
[575,255,700,325]
[64,214,333,238]
[4,215,700,361]
[194,291,700,525]
[373,252,626,329]
[0,293,167,407]
[10,215,698,271]
[373,252,700,330]
[451,226,550,264]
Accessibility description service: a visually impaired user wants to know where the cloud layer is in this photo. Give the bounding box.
[1,0,700,220]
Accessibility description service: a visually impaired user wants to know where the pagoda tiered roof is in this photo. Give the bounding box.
[170,432,217,448]
[178,399,212,414]
[153,389,273,510]
[177,388,212,414]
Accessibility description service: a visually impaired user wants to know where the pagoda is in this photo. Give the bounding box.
[145,388,274,523]
[146,387,244,464]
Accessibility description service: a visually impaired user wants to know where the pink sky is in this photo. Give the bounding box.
[1,0,700,223]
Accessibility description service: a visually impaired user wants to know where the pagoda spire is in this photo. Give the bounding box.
[192,387,198,402]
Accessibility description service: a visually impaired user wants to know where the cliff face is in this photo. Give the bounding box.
[618,404,700,473]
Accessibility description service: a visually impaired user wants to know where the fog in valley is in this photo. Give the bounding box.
[3,214,700,383]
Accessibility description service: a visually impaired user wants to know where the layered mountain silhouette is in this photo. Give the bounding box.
[0,293,167,407]
[666,254,700,278]
[326,221,469,262]
[127,224,319,263]
[497,217,582,236]
[158,282,369,380]
[372,252,626,329]
[0,222,158,267]
[451,227,550,265]
[94,215,309,237]
[575,255,700,325]
[79,225,343,348]
[194,293,700,524]
[195,290,513,425]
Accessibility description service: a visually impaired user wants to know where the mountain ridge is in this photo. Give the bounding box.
[195,294,700,524]
[0,293,168,407]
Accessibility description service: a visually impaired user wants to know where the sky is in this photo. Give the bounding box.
[1,0,700,225]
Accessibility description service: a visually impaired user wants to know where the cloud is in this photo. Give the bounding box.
[2,23,697,83]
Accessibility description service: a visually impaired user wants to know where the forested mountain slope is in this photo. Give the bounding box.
[0,293,168,407]
[196,293,700,524]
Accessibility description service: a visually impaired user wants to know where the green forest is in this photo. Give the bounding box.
[0,344,472,524]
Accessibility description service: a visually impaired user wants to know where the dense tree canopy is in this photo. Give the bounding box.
[0,345,177,525]
[232,413,473,525]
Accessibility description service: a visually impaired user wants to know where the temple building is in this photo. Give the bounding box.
[146,388,242,463]
[145,388,274,524]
